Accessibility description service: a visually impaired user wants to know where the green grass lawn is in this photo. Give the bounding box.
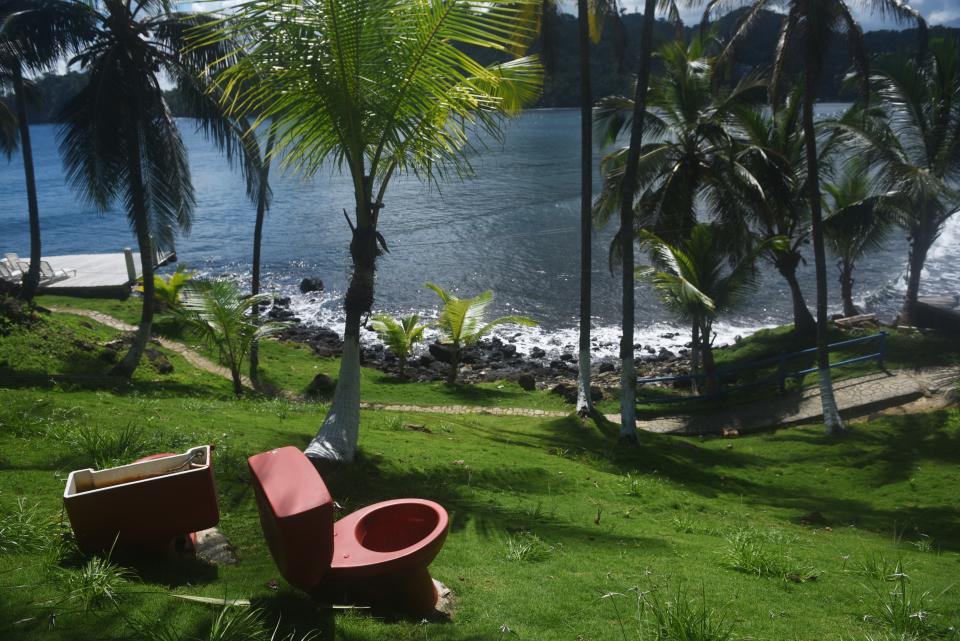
[2,302,959,640]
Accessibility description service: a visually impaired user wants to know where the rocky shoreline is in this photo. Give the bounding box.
[269,297,698,403]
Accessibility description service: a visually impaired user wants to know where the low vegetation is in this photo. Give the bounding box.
[1,304,958,640]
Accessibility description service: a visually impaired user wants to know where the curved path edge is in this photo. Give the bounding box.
[51,307,957,434]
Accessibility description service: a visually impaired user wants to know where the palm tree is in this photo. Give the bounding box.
[58,2,248,378]
[0,0,94,301]
[532,0,626,417]
[608,0,664,445]
[136,264,195,312]
[573,0,623,417]
[248,128,276,386]
[638,224,784,394]
[205,0,543,463]
[840,39,960,325]
[731,93,817,335]
[594,37,764,242]
[370,313,428,378]
[426,283,537,385]
[702,0,926,436]
[179,279,284,395]
[823,162,898,317]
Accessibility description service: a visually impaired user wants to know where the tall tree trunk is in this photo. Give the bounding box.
[801,57,845,436]
[12,66,42,301]
[306,182,378,464]
[447,346,461,385]
[899,222,932,326]
[249,129,276,385]
[774,251,816,336]
[575,0,593,418]
[838,259,859,318]
[114,114,154,378]
[616,0,658,445]
[690,320,700,395]
[700,324,718,396]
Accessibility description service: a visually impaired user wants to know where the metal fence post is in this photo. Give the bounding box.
[777,352,788,394]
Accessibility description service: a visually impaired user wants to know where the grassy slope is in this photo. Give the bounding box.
[1,309,959,640]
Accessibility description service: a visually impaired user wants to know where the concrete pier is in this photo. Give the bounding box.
[6,250,176,298]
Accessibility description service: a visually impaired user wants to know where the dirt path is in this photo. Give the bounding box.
[54,307,957,433]
[52,307,252,388]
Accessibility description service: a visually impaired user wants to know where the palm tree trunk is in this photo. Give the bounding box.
[231,367,244,396]
[801,58,844,436]
[616,0,658,445]
[690,320,700,395]
[839,259,858,317]
[12,65,42,301]
[575,0,593,418]
[899,223,932,326]
[447,346,461,385]
[114,116,155,378]
[701,324,718,396]
[306,186,379,464]
[249,129,276,385]
[774,252,816,336]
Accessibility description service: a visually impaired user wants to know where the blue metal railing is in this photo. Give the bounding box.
[636,331,888,405]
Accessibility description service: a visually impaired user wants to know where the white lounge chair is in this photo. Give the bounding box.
[37,260,75,284]
[4,253,18,266]
[0,261,21,283]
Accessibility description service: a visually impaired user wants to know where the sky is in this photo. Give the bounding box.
[185,1,960,32]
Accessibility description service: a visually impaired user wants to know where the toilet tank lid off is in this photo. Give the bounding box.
[247,446,334,518]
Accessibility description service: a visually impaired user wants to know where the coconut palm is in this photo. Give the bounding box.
[370,313,428,378]
[730,93,818,335]
[203,0,542,463]
[638,224,785,394]
[823,162,899,317]
[0,0,94,301]
[57,1,250,378]
[841,39,960,325]
[702,0,926,436]
[247,128,276,385]
[594,37,765,242]
[426,283,537,385]
[179,279,285,395]
[608,0,668,445]
[533,0,625,416]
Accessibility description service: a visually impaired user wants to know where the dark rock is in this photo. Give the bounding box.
[418,354,434,367]
[502,344,517,357]
[306,373,336,396]
[598,361,615,374]
[268,307,297,321]
[529,347,546,359]
[429,342,453,364]
[657,348,675,362]
[145,349,174,374]
[645,346,656,354]
[299,277,324,294]
[559,352,574,362]
[550,382,577,404]
[429,361,447,373]
[590,386,603,402]
[549,359,565,369]
[634,343,643,350]
[517,374,536,391]
[274,296,292,307]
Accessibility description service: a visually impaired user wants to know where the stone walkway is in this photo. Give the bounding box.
[54,307,957,434]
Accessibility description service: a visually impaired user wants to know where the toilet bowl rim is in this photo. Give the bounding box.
[332,498,448,564]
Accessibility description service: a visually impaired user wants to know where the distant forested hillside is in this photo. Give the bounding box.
[8,10,959,121]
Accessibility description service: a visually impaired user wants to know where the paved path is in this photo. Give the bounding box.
[54,307,957,434]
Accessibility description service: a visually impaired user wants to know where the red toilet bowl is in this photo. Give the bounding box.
[247,447,449,614]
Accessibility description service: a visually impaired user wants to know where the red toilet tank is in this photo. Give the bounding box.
[248,447,335,591]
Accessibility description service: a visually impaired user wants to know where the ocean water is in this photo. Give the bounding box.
[1,107,957,358]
